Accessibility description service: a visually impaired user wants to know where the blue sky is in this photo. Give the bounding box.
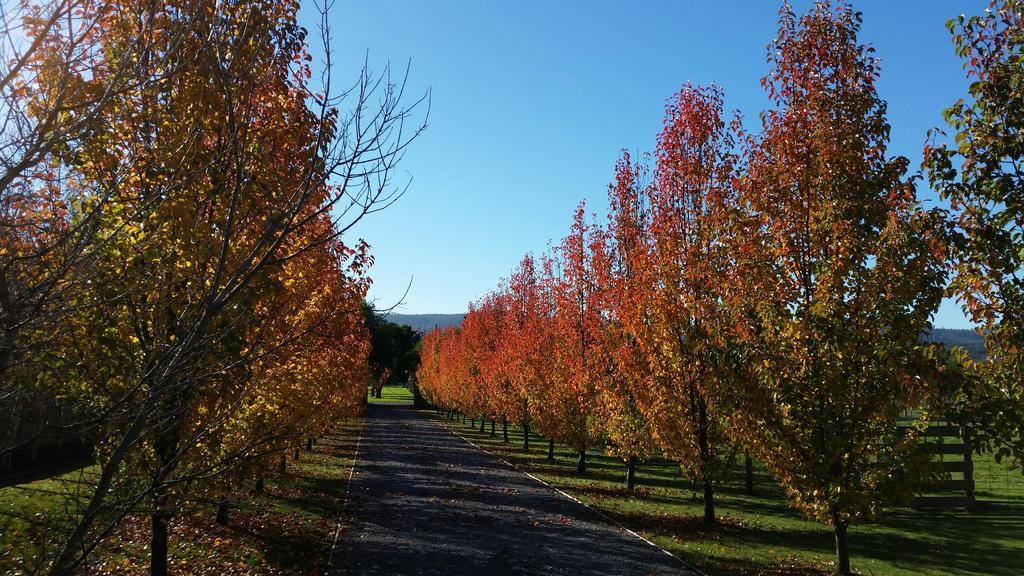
[314,1,982,329]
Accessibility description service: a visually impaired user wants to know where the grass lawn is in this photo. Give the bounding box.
[367,384,414,405]
[429,411,1024,576]
[0,418,362,575]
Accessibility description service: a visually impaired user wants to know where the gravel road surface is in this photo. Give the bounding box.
[330,404,698,576]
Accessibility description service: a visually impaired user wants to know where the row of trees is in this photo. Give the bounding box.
[418,2,1023,575]
[0,0,422,573]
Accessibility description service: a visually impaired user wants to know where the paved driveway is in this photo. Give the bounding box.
[330,404,698,576]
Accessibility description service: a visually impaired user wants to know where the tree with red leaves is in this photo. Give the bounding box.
[728,3,948,574]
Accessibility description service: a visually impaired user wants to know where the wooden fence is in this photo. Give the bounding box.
[906,424,975,510]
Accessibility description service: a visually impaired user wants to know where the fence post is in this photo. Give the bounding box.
[963,426,976,511]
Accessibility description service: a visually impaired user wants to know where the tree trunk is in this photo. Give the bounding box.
[547,438,555,461]
[293,448,300,461]
[216,499,229,525]
[702,476,715,523]
[412,385,430,409]
[279,453,286,474]
[479,417,485,433]
[576,449,586,474]
[52,396,155,575]
[744,452,754,495]
[833,517,851,576]
[696,395,715,523]
[502,417,509,443]
[470,417,475,428]
[306,438,313,451]
[626,456,638,492]
[254,475,264,495]
[151,496,170,576]
[490,419,496,436]
[522,422,530,451]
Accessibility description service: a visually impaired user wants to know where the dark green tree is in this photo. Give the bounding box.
[363,303,422,400]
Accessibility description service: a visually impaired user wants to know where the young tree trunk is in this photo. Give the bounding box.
[626,456,638,492]
[306,438,313,451]
[253,475,264,495]
[696,395,716,524]
[279,454,286,474]
[576,449,586,474]
[502,417,509,443]
[479,418,485,433]
[833,516,851,576]
[522,422,530,451]
[702,476,715,523]
[150,496,170,576]
[547,438,555,461]
[413,385,429,409]
[490,419,496,436]
[216,499,229,525]
[293,448,300,461]
[470,417,475,428]
[744,452,754,495]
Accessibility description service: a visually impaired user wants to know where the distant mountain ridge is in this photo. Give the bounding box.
[925,327,986,360]
[386,314,986,358]
[386,313,464,333]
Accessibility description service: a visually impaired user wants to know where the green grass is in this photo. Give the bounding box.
[0,419,362,575]
[367,384,414,405]
[0,470,84,574]
[972,453,1024,504]
[430,411,1024,576]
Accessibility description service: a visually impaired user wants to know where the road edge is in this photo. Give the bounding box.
[424,410,706,576]
[327,416,365,575]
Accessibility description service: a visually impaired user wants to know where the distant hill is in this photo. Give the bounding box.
[386,313,464,333]
[384,314,988,358]
[924,328,986,360]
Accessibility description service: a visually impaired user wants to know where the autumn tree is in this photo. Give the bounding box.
[591,153,656,490]
[459,298,502,430]
[546,205,603,473]
[475,290,516,436]
[728,3,948,574]
[0,0,187,470]
[417,325,462,417]
[926,0,1024,468]
[416,327,444,410]
[617,85,739,522]
[17,0,425,572]
[499,255,546,449]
